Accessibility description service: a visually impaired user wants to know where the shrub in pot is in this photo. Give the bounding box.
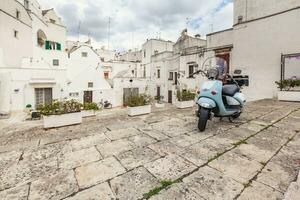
[38,99,82,129]
[176,90,196,108]
[155,95,165,108]
[128,94,152,116]
[82,102,100,117]
[275,79,300,102]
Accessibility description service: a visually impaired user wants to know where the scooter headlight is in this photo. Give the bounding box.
[200,102,211,108]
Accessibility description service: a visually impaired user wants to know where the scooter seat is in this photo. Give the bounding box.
[222,85,240,96]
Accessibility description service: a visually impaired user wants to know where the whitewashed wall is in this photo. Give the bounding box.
[231,8,300,101]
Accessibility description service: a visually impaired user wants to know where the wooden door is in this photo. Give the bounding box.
[168,90,172,103]
[123,88,139,106]
[157,86,161,97]
[84,91,93,103]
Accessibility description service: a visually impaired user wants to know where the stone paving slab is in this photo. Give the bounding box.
[117,147,160,170]
[148,140,185,156]
[237,181,284,200]
[110,167,160,200]
[145,154,197,181]
[29,170,78,200]
[183,166,244,200]
[75,157,126,189]
[128,134,157,147]
[67,133,110,151]
[59,147,102,169]
[209,152,263,184]
[149,183,205,200]
[97,139,135,157]
[0,184,29,200]
[64,182,116,200]
[105,128,140,141]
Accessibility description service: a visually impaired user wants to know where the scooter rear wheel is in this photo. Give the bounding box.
[198,108,210,132]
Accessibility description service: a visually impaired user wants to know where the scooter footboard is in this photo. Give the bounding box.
[197,97,216,109]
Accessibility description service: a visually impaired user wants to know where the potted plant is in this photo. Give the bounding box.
[127,94,152,116]
[276,79,300,102]
[82,102,100,118]
[155,95,165,108]
[38,99,82,129]
[176,90,196,109]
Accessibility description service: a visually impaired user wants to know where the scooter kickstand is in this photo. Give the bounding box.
[228,117,234,123]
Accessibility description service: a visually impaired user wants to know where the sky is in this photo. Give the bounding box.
[39,0,234,51]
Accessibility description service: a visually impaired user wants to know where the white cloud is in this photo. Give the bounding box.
[38,0,233,51]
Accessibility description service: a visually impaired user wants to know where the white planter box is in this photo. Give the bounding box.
[43,112,82,129]
[128,105,151,116]
[176,100,195,109]
[278,91,300,102]
[155,103,165,108]
[82,110,96,118]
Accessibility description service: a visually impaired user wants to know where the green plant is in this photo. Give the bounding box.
[83,102,99,111]
[177,90,196,101]
[37,99,82,116]
[155,95,164,103]
[143,180,175,199]
[275,79,300,91]
[128,94,152,107]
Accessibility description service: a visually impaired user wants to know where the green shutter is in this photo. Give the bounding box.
[45,41,50,50]
[57,43,61,51]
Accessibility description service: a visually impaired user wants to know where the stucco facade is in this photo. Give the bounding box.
[207,0,300,101]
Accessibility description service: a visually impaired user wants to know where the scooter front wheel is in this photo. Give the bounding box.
[198,108,210,132]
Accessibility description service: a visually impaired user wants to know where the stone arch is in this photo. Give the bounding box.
[37,29,47,47]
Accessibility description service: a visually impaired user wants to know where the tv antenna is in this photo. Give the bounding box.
[107,17,111,50]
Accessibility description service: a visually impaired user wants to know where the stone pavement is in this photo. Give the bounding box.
[0,99,300,200]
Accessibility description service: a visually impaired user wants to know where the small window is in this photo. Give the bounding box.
[24,0,29,9]
[143,66,146,77]
[14,30,18,38]
[50,19,56,24]
[169,72,174,80]
[82,52,88,57]
[238,15,243,23]
[104,72,109,79]
[69,92,79,97]
[53,59,59,66]
[154,50,159,55]
[16,10,20,19]
[88,82,93,88]
[189,65,194,76]
[157,69,161,79]
[144,50,146,58]
[100,57,105,62]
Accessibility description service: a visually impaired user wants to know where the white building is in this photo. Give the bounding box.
[206,0,300,101]
[67,41,113,105]
[145,31,206,104]
[0,0,68,114]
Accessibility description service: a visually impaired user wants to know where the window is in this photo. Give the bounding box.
[144,50,146,58]
[24,0,29,9]
[81,52,87,57]
[189,65,194,76]
[35,88,52,108]
[238,15,243,23]
[14,30,18,38]
[88,82,93,88]
[169,72,174,80]
[50,19,56,24]
[69,92,79,97]
[143,66,146,77]
[104,72,109,79]
[16,10,20,19]
[157,69,161,79]
[154,50,159,55]
[100,57,105,62]
[45,41,61,50]
[53,59,59,66]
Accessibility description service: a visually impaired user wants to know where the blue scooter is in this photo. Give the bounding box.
[190,60,246,132]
